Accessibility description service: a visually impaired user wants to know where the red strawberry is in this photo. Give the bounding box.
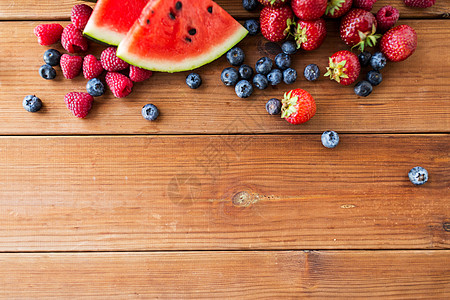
[83,55,104,80]
[340,9,381,51]
[380,25,417,62]
[105,72,133,98]
[325,0,353,18]
[71,4,93,31]
[60,54,83,79]
[101,47,130,72]
[257,0,289,7]
[260,5,294,42]
[64,92,94,118]
[404,0,435,8]
[61,23,89,53]
[129,65,153,82]
[33,23,63,46]
[291,0,327,21]
[281,89,316,125]
[353,0,377,11]
[293,19,327,51]
[325,50,361,86]
[376,6,399,33]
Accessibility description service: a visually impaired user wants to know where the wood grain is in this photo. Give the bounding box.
[0,135,448,251]
[0,251,448,298]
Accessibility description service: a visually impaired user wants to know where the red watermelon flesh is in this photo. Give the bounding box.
[116,0,248,72]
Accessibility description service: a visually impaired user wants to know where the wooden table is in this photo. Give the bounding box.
[0,0,449,298]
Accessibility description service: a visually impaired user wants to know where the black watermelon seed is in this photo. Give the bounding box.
[185,37,192,43]
[207,6,213,13]
[175,1,182,10]
[169,11,176,19]
[146,19,150,24]
[188,28,196,35]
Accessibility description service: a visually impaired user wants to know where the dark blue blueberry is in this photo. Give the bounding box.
[354,80,373,97]
[274,53,291,70]
[252,73,268,90]
[265,98,282,115]
[303,64,320,81]
[358,51,372,68]
[186,73,202,89]
[235,80,253,98]
[366,70,382,86]
[226,47,245,66]
[221,67,239,86]
[321,131,339,149]
[39,64,56,80]
[370,52,387,71]
[267,69,283,86]
[238,64,253,80]
[142,103,159,121]
[408,166,428,185]
[255,57,273,75]
[244,19,260,36]
[283,68,297,84]
[242,0,258,11]
[281,40,297,55]
[86,78,105,97]
[43,49,61,66]
[23,95,42,112]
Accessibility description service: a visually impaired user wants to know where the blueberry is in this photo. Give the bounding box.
[244,19,260,36]
[281,40,297,55]
[255,57,273,75]
[242,0,258,11]
[321,131,339,149]
[304,64,320,81]
[39,64,56,80]
[370,52,387,71]
[408,166,429,186]
[265,98,282,115]
[186,73,202,89]
[354,80,373,97]
[267,69,283,86]
[235,80,253,98]
[86,78,105,97]
[366,70,382,86]
[252,73,268,90]
[238,64,254,80]
[221,67,239,86]
[226,47,245,66]
[43,49,61,66]
[283,68,297,84]
[142,104,159,121]
[274,53,291,70]
[23,95,42,112]
[358,51,372,68]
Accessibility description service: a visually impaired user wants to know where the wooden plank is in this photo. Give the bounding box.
[0,251,448,298]
[0,135,448,251]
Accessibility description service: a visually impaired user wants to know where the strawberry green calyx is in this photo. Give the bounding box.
[269,0,278,4]
[353,24,382,52]
[284,18,296,37]
[324,58,348,83]
[326,0,346,15]
[281,90,298,118]
[293,23,308,49]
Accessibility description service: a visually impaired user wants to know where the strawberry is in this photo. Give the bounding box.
[340,9,381,51]
[380,25,417,62]
[324,50,361,86]
[325,0,353,18]
[376,6,399,33]
[293,19,327,51]
[404,0,435,8]
[61,23,89,53]
[281,89,316,125]
[105,72,133,98]
[64,92,94,118]
[353,0,377,11]
[257,0,289,7]
[60,54,83,79]
[260,5,295,42]
[129,65,153,82]
[71,4,93,31]
[291,0,327,21]
[83,55,104,80]
[101,47,130,72]
[33,23,64,46]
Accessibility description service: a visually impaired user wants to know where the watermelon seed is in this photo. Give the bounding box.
[146,19,150,25]
[207,6,213,13]
[188,28,196,36]
[169,10,176,20]
[185,37,192,43]
[175,1,182,10]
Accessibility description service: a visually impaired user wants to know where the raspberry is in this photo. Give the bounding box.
[33,23,63,46]
[376,6,400,33]
[60,54,83,79]
[64,92,94,118]
[404,0,435,8]
[71,4,93,31]
[129,65,153,82]
[83,55,104,80]
[105,72,133,98]
[101,47,129,72]
[353,0,377,11]
[61,23,89,53]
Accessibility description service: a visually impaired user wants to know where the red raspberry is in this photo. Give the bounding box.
[83,55,104,80]
[64,92,94,118]
[33,23,63,46]
[60,54,83,79]
[129,65,153,82]
[105,72,133,98]
[101,47,129,72]
[376,6,400,33]
[353,0,377,11]
[61,23,89,53]
[404,0,435,8]
[71,4,93,31]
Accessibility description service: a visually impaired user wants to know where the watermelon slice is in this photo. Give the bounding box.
[83,0,149,46]
[116,0,248,72]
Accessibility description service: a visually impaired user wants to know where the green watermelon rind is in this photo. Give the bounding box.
[83,21,124,46]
